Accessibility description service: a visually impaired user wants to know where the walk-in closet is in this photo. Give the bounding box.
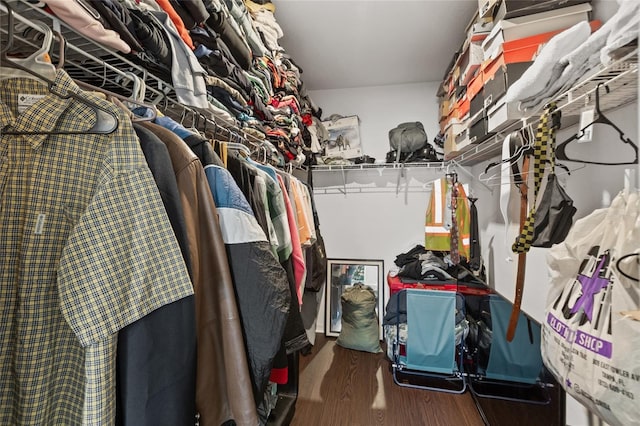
[0,0,637,425]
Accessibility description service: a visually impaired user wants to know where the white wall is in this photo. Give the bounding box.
[306,3,638,426]
[309,82,441,162]
[467,103,639,319]
[463,1,638,423]
[308,82,441,332]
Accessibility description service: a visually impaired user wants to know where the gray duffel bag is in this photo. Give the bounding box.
[389,122,428,152]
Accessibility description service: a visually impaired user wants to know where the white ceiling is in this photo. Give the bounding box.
[273,0,479,91]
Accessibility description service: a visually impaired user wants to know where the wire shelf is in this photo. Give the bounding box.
[311,161,445,172]
[451,49,638,166]
[1,0,268,148]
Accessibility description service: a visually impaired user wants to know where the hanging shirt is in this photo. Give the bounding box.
[203,161,290,403]
[251,161,293,263]
[289,176,312,246]
[0,71,193,425]
[424,177,471,260]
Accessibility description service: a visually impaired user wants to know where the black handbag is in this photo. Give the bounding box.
[531,173,577,248]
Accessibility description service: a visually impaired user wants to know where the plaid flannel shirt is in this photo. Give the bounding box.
[0,70,193,425]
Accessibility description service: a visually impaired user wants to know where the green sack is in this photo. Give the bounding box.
[336,284,382,353]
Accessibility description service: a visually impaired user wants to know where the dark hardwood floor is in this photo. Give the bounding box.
[291,334,483,426]
[290,334,564,426]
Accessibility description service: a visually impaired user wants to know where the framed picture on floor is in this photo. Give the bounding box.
[325,258,384,339]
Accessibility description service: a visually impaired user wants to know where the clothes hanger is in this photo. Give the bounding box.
[0,1,119,135]
[556,83,638,165]
[616,253,639,282]
[479,125,535,183]
[74,79,158,123]
[0,18,57,82]
[50,37,156,123]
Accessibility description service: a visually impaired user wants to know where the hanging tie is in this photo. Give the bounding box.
[450,174,460,265]
[506,103,557,341]
[512,103,557,253]
[468,197,481,271]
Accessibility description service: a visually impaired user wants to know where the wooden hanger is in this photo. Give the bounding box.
[556,83,638,165]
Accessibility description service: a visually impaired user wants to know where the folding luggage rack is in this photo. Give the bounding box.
[386,283,552,405]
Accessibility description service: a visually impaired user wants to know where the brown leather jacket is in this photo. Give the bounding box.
[139,122,258,426]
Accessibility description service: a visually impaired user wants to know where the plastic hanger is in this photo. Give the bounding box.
[480,129,527,181]
[0,1,119,135]
[556,83,638,165]
[74,79,158,123]
[0,19,57,82]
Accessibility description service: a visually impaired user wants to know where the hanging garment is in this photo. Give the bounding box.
[169,0,210,29]
[113,124,198,426]
[153,0,195,48]
[138,122,258,426]
[424,177,471,259]
[223,0,269,57]
[449,177,461,264]
[468,197,481,271]
[0,72,193,425]
[227,155,271,235]
[204,3,253,70]
[512,104,558,254]
[203,160,290,404]
[277,172,307,303]
[252,161,293,263]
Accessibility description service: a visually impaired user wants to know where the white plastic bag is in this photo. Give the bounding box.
[542,191,640,426]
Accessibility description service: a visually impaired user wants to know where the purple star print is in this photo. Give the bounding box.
[570,256,610,322]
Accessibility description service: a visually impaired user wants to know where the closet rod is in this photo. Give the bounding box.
[0,5,163,104]
[4,0,266,147]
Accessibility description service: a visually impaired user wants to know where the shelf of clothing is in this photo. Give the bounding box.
[2,0,267,150]
[450,49,638,166]
[1,2,303,424]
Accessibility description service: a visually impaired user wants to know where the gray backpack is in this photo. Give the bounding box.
[389,122,428,152]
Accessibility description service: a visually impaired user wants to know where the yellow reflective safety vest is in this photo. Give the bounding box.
[424,178,471,259]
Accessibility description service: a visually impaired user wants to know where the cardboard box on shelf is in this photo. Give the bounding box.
[454,95,471,121]
[494,0,592,21]
[444,120,474,159]
[487,98,526,133]
[459,41,485,86]
[439,98,451,121]
[482,56,532,110]
[482,3,592,62]
[478,0,500,19]
[499,19,601,64]
[468,113,494,145]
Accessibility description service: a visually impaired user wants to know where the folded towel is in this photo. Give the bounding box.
[518,0,639,111]
[601,0,640,65]
[521,51,602,111]
[504,21,591,105]
[519,22,610,111]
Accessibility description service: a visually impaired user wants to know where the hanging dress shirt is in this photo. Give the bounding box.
[0,71,193,425]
